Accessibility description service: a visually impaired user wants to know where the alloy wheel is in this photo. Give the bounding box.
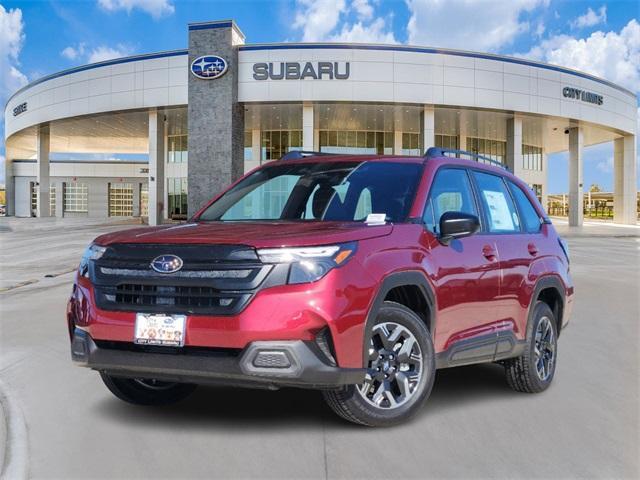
[357,322,424,409]
[534,316,556,381]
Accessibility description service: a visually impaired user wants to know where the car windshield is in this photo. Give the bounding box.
[197,161,423,223]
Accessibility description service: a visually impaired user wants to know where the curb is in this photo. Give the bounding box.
[0,380,28,480]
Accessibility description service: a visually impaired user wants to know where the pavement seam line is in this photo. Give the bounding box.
[0,380,29,480]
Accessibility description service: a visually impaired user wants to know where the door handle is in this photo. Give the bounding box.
[482,245,497,261]
[528,243,538,256]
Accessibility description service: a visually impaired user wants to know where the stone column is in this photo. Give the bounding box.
[54,180,64,217]
[148,108,165,226]
[5,159,15,216]
[132,182,141,217]
[36,124,51,217]
[188,20,245,216]
[568,127,584,226]
[302,102,314,151]
[506,115,523,176]
[422,105,435,153]
[613,134,637,224]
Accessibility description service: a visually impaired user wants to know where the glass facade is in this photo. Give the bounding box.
[168,134,188,163]
[140,183,149,217]
[435,134,459,151]
[64,182,88,213]
[402,133,422,156]
[261,130,302,161]
[466,137,506,164]
[168,177,188,220]
[319,130,393,155]
[108,183,134,217]
[244,131,253,162]
[523,144,543,171]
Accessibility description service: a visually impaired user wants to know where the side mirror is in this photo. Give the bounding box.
[439,211,480,245]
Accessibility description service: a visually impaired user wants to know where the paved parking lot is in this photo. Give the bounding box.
[0,219,638,479]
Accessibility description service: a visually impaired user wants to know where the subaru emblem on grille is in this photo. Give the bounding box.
[150,255,183,274]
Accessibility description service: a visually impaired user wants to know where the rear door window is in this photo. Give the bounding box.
[471,171,521,233]
[507,181,542,233]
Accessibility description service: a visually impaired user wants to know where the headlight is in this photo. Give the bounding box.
[79,244,107,277]
[257,242,357,284]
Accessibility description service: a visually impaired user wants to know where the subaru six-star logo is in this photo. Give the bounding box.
[190,55,228,80]
[150,255,183,274]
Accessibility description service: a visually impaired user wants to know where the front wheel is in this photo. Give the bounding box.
[323,301,436,427]
[100,372,197,406]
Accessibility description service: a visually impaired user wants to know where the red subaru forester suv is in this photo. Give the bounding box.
[69,148,573,426]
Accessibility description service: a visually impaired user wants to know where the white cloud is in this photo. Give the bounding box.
[61,43,86,60]
[97,0,174,19]
[293,0,347,42]
[0,5,28,185]
[352,0,374,21]
[571,5,606,29]
[406,0,548,51]
[0,5,28,100]
[522,19,640,92]
[596,156,613,174]
[330,18,397,43]
[87,45,133,63]
[293,0,395,43]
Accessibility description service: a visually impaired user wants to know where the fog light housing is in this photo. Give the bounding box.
[252,350,292,369]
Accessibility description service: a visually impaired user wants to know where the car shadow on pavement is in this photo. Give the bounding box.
[95,362,517,429]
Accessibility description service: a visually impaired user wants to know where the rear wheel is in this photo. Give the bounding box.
[100,372,197,406]
[323,301,435,427]
[504,302,558,393]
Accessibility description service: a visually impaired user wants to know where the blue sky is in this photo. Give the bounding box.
[1,0,639,192]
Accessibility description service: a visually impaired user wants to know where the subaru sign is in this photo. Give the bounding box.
[150,255,184,274]
[191,55,228,80]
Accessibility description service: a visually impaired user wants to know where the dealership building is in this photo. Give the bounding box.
[3,19,638,225]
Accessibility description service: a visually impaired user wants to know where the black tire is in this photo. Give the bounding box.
[323,301,436,427]
[100,372,197,406]
[504,302,558,393]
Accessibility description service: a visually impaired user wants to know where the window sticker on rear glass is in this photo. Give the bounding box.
[483,190,515,231]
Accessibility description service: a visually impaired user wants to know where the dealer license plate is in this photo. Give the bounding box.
[134,313,186,347]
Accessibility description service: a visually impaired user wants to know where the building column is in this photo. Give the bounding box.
[148,108,165,226]
[250,129,261,169]
[506,115,523,176]
[132,182,141,217]
[422,105,435,153]
[393,131,403,155]
[568,127,584,227]
[54,180,64,217]
[5,160,15,216]
[302,102,314,151]
[36,124,51,217]
[613,134,637,224]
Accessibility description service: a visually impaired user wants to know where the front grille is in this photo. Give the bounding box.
[91,243,285,315]
[110,284,245,310]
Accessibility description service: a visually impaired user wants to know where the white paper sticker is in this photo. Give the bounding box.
[365,213,387,225]
[483,190,515,231]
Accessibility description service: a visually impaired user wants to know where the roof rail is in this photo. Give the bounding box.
[424,147,509,171]
[279,150,333,160]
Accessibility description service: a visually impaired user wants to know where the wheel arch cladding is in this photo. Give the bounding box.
[532,276,565,337]
[363,272,436,367]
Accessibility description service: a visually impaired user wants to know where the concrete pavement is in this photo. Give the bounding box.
[0,219,638,479]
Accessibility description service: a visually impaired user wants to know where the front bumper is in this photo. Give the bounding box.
[71,328,365,389]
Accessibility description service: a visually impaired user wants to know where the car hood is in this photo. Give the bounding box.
[94,221,393,249]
